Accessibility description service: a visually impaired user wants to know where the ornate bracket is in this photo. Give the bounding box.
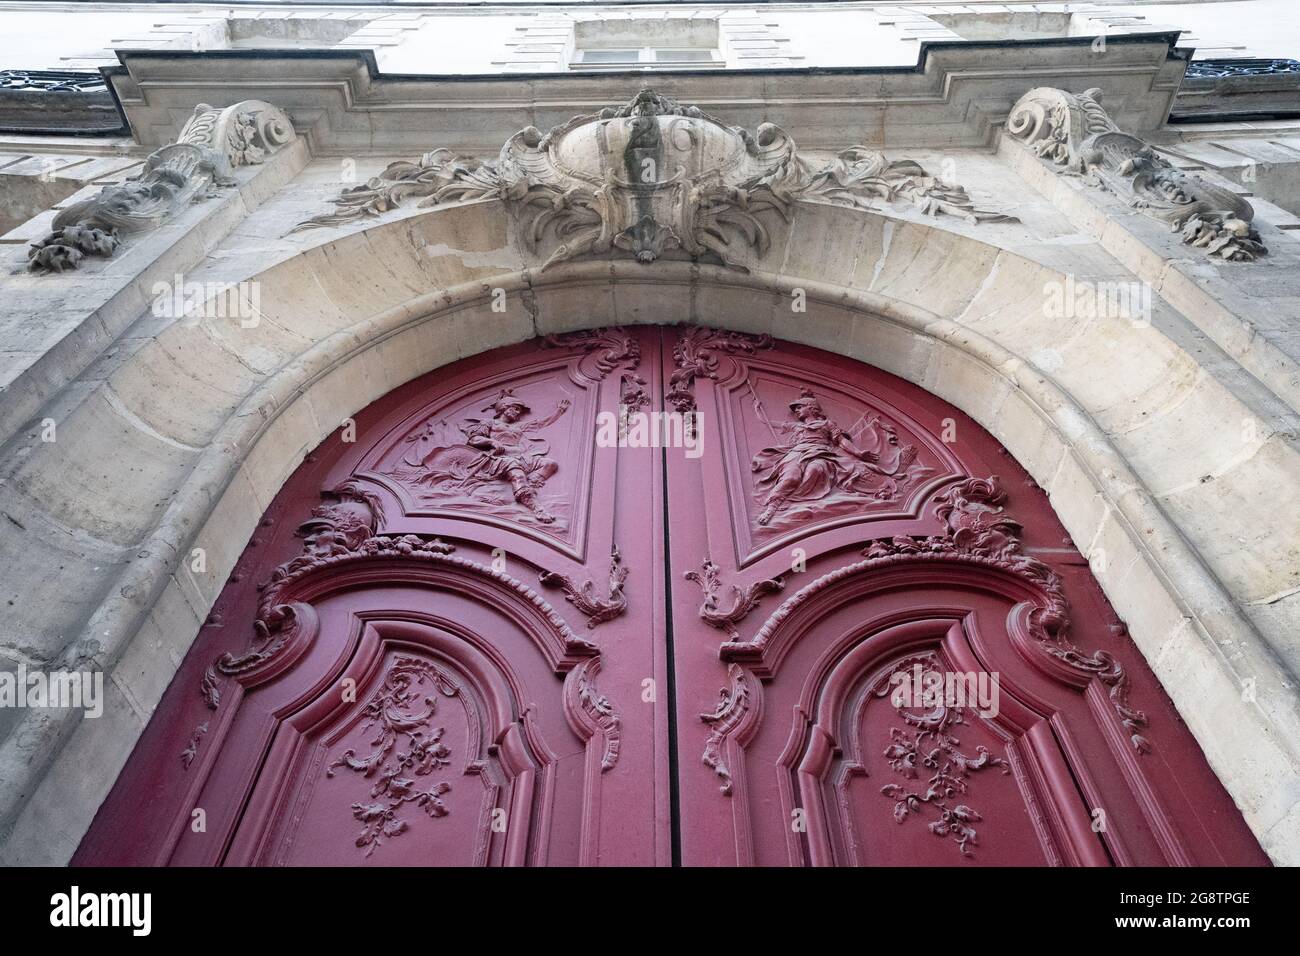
[1007,87,1265,261]
[539,544,629,628]
[30,100,295,273]
[685,557,784,640]
[294,88,1015,269]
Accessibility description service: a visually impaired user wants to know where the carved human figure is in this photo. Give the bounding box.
[398,389,571,523]
[750,387,924,526]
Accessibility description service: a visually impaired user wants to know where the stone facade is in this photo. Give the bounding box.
[1,1,1299,865]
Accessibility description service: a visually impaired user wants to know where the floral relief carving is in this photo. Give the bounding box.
[388,389,572,525]
[700,663,753,796]
[539,544,629,628]
[294,88,1014,269]
[871,654,1010,858]
[731,477,1150,753]
[30,100,295,273]
[324,656,460,856]
[749,385,933,528]
[1008,87,1266,261]
[685,558,784,640]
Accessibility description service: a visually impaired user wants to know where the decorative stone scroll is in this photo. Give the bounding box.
[294,87,1016,268]
[28,100,295,273]
[1007,87,1266,261]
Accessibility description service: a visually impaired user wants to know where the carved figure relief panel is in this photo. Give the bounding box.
[76,328,1268,868]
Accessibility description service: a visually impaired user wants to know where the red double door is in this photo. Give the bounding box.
[77,326,1266,866]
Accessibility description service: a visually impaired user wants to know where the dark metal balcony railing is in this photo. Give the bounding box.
[0,69,107,94]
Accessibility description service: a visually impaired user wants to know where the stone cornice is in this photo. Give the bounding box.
[104,33,1188,154]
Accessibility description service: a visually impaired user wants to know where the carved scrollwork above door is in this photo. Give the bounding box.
[293,88,1016,269]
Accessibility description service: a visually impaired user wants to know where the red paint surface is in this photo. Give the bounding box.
[75,328,1269,866]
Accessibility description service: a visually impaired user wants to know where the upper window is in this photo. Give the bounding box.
[570,17,723,71]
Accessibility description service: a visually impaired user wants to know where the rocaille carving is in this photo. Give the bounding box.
[731,477,1150,753]
[542,326,642,378]
[324,656,460,857]
[685,558,785,640]
[565,657,622,772]
[871,652,1010,858]
[1007,87,1266,261]
[187,481,596,768]
[667,326,773,416]
[388,389,571,525]
[294,88,1015,269]
[540,544,629,628]
[750,385,932,527]
[29,100,295,274]
[700,663,753,796]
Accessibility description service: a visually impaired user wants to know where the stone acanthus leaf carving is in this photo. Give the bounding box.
[539,544,629,628]
[700,663,752,796]
[871,653,1010,858]
[187,480,597,768]
[667,326,773,415]
[324,656,459,856]
[29,100,295,273]
[565,657,621,771]
[388,389,571,525]
[295,87,1016,269]
[543,326,642,378]
[685,558,784,640]
[749,384,934,527]
[1008,87,1266,261]
[735,477,1150,753]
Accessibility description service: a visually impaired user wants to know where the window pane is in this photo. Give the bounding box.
[653,49,715,62]
[581,50,640,63]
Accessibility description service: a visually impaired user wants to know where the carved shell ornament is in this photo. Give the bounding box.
[1007,87,1266,261]
[294,88,1016,268]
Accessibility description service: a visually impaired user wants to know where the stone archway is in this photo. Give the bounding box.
[2,121,1298,863]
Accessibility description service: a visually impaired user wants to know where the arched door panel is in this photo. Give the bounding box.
[76,326,1268,867]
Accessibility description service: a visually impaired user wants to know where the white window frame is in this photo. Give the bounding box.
[570,47,724,71]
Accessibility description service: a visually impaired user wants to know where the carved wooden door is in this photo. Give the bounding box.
[76,327,1267,866]
[660,329,1267,866]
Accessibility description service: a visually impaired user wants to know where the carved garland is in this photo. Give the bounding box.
[324,655,460,856]
[870,652,1010,858]
[29,100,295,273]
[293,88,1016,270]
[1007,87,1266,261]
[728,477,1150,753]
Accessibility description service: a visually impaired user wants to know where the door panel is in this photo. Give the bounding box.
[76,326,1268,866]
[663,329,1269,866]
[76,329,670,867]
